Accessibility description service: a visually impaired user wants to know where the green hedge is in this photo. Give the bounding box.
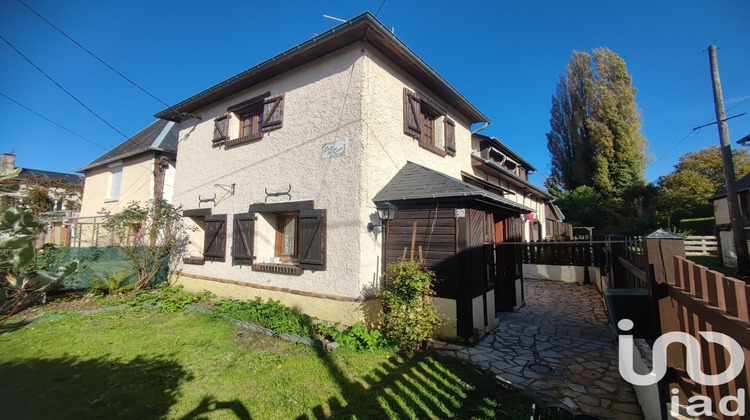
[678,217,715,236]
[30,246,168,291]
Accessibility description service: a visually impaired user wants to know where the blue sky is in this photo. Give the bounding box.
[1,1,748,188]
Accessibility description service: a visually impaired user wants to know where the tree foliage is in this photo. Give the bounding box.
[546,48,648,197]
[102,199,187,291]
[657,146,750,221]
[0,169,78,324]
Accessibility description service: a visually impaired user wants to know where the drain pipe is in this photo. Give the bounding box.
[471,121,489,135]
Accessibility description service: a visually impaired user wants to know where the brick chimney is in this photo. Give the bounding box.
[1,152,16,173]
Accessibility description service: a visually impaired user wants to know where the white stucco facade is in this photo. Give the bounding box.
[166,17,550,334]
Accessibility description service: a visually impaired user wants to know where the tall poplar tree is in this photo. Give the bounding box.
[546,48,648,197]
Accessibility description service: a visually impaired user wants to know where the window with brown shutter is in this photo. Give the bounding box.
[213,115,228,144]
[232,213,256,265]
[262,94,284,132]
[275,212,299,262]
[444,118,456,156]
[403,88,421,138]
[298,209,326,271]
[203,214,227,262]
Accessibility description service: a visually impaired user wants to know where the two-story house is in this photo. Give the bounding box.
[156,13,550,337]
[74,119,178,246]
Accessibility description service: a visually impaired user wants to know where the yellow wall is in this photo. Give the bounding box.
[79,153,155,218]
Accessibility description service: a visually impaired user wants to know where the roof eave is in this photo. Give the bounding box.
[154,12,489,124]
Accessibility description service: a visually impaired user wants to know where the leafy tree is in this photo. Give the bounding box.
[657,146,750,222]
[0,169,78,324]
[546,48,648,198]
[102,199,187,290]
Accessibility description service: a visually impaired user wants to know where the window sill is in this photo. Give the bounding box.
[104,198,119,203]
[183,256,205,265]
[226,133,263,148]
[252,263,303,275]
[419,142,448,157]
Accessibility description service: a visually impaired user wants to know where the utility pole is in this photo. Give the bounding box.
[709,45,750,275]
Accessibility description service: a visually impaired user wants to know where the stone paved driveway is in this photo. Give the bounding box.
[437,279,644,419]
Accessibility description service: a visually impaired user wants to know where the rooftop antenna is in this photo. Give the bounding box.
[323,14,346,23]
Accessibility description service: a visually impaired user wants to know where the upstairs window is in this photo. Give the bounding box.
[403,88,452,157]
[216,92,284,148]
[106,163,123,202]
[240,107,263,139]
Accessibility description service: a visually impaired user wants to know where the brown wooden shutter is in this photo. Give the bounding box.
[203,214,227,261]
[213,115,228,143]
[444,118,456,156]
[232,213,255,265]
[261,94,284,132]
[298,209,326,271]
[403,88,421,138]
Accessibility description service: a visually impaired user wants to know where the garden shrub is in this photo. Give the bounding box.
[213,298,315,337]
[678,217,715,236]
[118,284,213,312]
[378,260,442,353]
[317,321,394,352]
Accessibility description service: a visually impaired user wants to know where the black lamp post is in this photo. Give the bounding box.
[368,202,397,232]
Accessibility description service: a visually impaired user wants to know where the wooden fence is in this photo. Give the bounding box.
[519,241,607,267]
[666,256,749,419]
[685,235,719,256]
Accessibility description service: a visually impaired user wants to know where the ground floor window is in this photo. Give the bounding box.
[275,212,299,262]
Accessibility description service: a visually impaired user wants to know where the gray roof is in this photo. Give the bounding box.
[708,172,750,201]
[474,133,537,172]
[17,168,81,184]
[76,120,178,172]
[373,162,534,213]
[154,12,489,125]
[476,158,552,200]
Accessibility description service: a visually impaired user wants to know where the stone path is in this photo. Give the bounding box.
[436,279,643,419]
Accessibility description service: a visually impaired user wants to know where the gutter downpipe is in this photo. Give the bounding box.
[471,121,489,135]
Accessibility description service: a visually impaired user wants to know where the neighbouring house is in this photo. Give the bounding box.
[155,12,554,337]
[1,152,83,246]
[73,119,178,247]
[1,152,82,212]
[468,134,569,241]
[708,172,750,267]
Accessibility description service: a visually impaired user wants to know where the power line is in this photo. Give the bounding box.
[0,33,130,140]
[0,91,108,150]
[649,96,749,167]
[375,0,387,17]
[15,0,186,118]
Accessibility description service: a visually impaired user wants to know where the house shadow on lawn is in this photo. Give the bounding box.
[0,354,194,420]
[297,346,530,419]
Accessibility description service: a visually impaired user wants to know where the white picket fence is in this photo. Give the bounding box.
[684,235,718,255]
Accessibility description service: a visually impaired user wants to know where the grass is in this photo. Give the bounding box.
[0,306,532,419]
[686,254,749,282]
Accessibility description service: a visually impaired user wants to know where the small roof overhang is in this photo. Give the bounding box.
[373,162,533,214]
[471,155,552,200]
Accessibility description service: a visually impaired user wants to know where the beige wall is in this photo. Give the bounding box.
[79,153,156,218]
[174,44,367,308]
[171,42,538,330]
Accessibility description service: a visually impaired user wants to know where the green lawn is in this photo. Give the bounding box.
[0,307,531,419]
[686,254,749,282]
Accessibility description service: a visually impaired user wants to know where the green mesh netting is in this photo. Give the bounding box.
[32,246,169,291]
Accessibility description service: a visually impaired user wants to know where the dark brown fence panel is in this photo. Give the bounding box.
[665,256,750,419]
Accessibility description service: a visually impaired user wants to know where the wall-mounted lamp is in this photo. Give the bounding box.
[367,201,397,232]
